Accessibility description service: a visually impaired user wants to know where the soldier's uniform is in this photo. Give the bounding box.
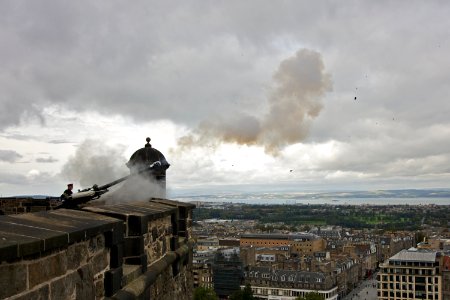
[60,183,73,201]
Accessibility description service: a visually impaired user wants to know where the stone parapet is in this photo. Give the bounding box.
[0,209,123,299]
[0,199,195,299]
[82,201,178,272]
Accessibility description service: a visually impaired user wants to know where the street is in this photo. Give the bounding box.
[342,276,378,300]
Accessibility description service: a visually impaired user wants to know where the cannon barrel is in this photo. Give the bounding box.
[56,160,168,209]
[79,160,165,193]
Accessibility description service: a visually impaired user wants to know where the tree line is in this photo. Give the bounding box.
[193,204,450,230]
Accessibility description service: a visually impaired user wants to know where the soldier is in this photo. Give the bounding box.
[60,183,73,201]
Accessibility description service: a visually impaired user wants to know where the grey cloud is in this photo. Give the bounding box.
[48,139,72,144]
[36,156,58,163]
[0,0,447,132]
[0,133,35,141]
[0,150,22,162]
[0,171,27,185]
[312,124,450,177]
[0,169,55,185]
[1,0,450,190]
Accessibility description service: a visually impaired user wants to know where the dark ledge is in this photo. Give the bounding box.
[0,209,123,262]
[82,200,179,236]
[150,198,196,210]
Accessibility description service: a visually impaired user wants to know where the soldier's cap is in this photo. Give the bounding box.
[67,183,73,187]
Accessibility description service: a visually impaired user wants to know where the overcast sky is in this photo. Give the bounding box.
[1,1,450,197]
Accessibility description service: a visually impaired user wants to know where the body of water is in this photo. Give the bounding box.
[172,195,450,206]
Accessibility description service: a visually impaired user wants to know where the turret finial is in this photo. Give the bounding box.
[145,137,151,148]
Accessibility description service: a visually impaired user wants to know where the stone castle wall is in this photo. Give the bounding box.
[1,234,110,299]
[0,199,195,300]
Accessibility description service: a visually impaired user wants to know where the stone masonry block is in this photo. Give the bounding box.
[104,266,123,297]
[75,265,96,300]
[128,215,147,236]
[88,234,105,256]
[13,284,49,300]
[110,243,124,269]
[0,263,27,299]
[91,249,109,275]
[50,265,95,300]
[95,279,104,299]
[67,242,89,270]
[28,251,67,289]
[124,253,147,269]
[170,236,178,251]
[105,226,124,247]
[124,236,144,257]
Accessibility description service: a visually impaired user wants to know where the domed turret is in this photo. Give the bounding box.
[126,137,170,196]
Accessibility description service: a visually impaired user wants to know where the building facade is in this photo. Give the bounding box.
[378,249,441,300]
[240,233,326,256]
[212,250,244,298]
[244,266,338,300]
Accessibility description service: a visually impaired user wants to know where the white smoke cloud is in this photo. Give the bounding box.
[178,49,332,155]
[60,139,128,188]
[102,175,165,204]
[60,139,166,203]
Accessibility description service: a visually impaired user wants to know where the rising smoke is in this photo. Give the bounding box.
[177,49,332,155]
[60,139,129,188]
[60,139,165,203]
[103,174,165,204]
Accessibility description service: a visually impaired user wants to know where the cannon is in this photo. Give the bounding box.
[56,161,168,209]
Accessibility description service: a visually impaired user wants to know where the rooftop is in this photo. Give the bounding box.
[389,249,437,263]
[241,233,319,241]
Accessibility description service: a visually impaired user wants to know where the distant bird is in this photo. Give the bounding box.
[354,96,357,100]
[290,170,293,172]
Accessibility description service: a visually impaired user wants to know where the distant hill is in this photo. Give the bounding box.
[313,189,450,199]
[171,188,450,200]
[3,195,59,199]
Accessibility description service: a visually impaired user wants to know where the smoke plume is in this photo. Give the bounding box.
[60,139,165,203]
[177,49,332,155]
[60,139,128,188]
[103,175,166,204]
